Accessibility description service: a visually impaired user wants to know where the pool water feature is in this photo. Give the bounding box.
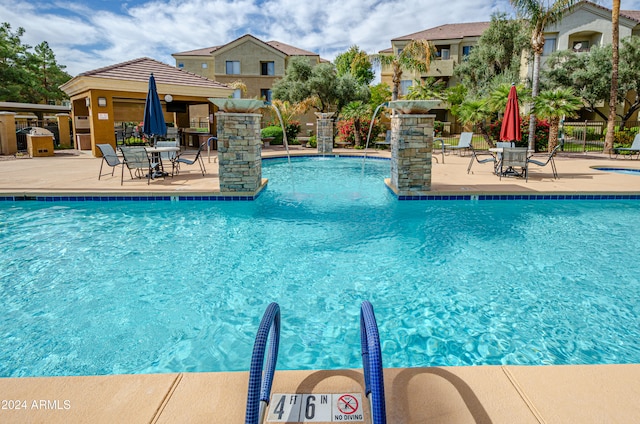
[1,157,640,378]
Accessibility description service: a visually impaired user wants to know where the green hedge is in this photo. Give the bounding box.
[261,126,283,145]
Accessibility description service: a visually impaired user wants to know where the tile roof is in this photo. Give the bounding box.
[173,46,222,56]
[266,40,318,56]
[172,35,319,58]
[392,22,491,42]
[568,1,640,23]
[621,10,640,22]
[79,57,229,89]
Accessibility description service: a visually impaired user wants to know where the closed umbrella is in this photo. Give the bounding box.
[500,83,521,145]
[143,73,166,146]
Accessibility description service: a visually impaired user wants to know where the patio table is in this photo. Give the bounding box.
[145,146,180,178]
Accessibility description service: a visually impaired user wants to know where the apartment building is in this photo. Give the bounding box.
[172,34,322,102]
[382,1,640,96]
[379,21,490,96]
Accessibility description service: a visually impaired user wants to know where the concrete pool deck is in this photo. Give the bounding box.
[1,146,639,423]
[0,145,639,197]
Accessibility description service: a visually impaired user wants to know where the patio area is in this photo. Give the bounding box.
[0,145,638,198]
[1,146,639,423]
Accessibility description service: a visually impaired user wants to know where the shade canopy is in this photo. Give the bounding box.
[143,73,166,142]
[500,84,522,143]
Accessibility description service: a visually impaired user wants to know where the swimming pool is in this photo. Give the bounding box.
[593,166,640,175]
[1,157,639,377]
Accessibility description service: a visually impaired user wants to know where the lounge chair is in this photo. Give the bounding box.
[172,140,210,176]
[611,134,640,159]
[375,130,391,149]
[96,144,123,180]
[526,144,561,182]
[467,145,496,174]
[445,132,472,156]
[499,147,528,180]
[120,146,159,185]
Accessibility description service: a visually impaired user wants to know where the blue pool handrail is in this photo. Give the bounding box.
[245,302,281,424]
[360,301,387,424]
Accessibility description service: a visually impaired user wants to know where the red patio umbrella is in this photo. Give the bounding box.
[500,83,522,144]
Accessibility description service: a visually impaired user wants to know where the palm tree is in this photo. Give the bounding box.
[533,88,582,152]
[486,82,531,115]
[456,98,493,146]
[604,0,620,154]
[341,101,372,147]
[509,0,577,151]
[228,80,247,98]
[371,39,435,101]
[406,77,446,100]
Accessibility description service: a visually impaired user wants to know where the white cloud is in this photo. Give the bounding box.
[0,0,637,76]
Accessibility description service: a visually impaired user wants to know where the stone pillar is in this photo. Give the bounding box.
[389,114,434,196]
[217,112,263,194]
[315,112,335,154]
[0,112,17,155]
[56,113,72,148]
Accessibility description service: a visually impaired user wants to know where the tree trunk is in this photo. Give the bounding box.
[353,120,362,146]
[528,52,541,152]
[605,0,620,154]
[548,117,560,152]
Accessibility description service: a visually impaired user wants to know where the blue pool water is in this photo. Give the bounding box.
[1,157,640,377]
[594,167,640,175]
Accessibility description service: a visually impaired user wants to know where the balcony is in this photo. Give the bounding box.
[425,59,456,77]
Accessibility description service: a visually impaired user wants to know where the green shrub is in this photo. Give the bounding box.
[434,120,444,136]
[286,120,301,142]
[261,126,283,145]
[309,135,317,148]
[521,119,550,152]
[336,118,386,147]
[613,129,636,146]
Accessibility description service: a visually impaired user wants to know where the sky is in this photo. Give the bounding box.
[0,0,634,77]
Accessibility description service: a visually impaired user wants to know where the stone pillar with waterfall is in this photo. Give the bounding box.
[216,112,264,195]
[386,101,439,198]
[315,112,334,154]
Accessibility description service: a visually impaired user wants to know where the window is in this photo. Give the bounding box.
[400,80,412,96]
[462,46,473,57]
[226,61,241,74]
[260,89,272,102]
[572,40,590,52]
[543,38,557,55]
[232,89,242,99]
[435,45,451,59]
[261,61,275,76]
[201,63,208,69]
[177,62,184,68]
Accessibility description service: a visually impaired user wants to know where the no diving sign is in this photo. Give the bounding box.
[267,393,364,422]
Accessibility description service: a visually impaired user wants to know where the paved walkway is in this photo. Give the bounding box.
[1,146,639,423]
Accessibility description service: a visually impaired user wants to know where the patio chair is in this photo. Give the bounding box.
[526,144,561,182]
[445,132,472,156]
[120,146,159,185]
[172,140,210,176]
[611,133,640,159]
[467,145,496,174]
[375,130,391,149]
[96,144,123,180]
[499,147,528,180]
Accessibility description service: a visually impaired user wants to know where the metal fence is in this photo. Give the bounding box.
[436,121,640,153]
[561,120,640,153]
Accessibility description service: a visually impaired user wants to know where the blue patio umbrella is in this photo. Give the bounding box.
[143,73,166,146]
